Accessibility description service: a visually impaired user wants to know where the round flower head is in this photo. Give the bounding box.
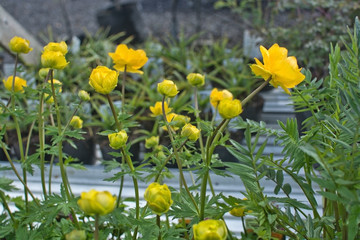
[108,130,128,149]
[181,123,200,141]
[108,44,148,74]
[144,182,173,215]
[70,116,83,129]
[150,101,172,116]
[157,80,178,98]
[250,43,305,95]
[9,36,32,54]
[3,76,27,92]
[41,50,68,69]
[210,88,233,108]
[78,90,90,101]
[193,219,228,240]
[187,73,205,87]
[77,189,116,215]
[145,136,159,149]
[89,66,119,95]
[43,41,68,55]
[218,99,242,119]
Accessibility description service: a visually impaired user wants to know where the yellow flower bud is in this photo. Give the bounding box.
[144,182,173,215]
[145,136,159,149]
[70,116,83,129]
[172,114,190,128]
[78,90,90,101]
[3,76,27,92]
[150,101,172,116]
[157,79,178,98]
[9,36,32,54]
[187,73,205,87]
[89,66,119,95]
[39,68,51,79]
[108,130,128,149]
[77,189,116,215]
[41,50,68,69]
[181,123,200,141]
[193,219,228,240]
[210,88,233,108]
[43,41,68,55]
[65,229,86,240]
[229,198,252,217]
[218,99,242,119]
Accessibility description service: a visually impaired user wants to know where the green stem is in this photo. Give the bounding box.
[194,87,205,158]
[157,214,162,240]
[241,216,247,237]
[161,96,200,215]
[0,190,15,224]
[106,94,121,131]
[49,69,79,228]
[121,65,127,114]
[241,77,271,107]
[94,214,99,240]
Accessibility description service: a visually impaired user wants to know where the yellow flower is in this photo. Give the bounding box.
[172,114,190,128]
[77,189,116,215]
[145,136,159,149]
[181,123,200,141]
[9,36,32,54]
[78,90,90,101]
[3,76,27,92]
[150,101,172,116]
[229,198,252,217]
[187,73,205,87]
[108,44,148,74]
[65,229,86,240]
[210,88,233,108]
[108,130,128,149]
[250,43,305,94]
[157,79,178,98]
[144,182,173,215]
[193,219,228,240]
[70,116,83,129]
[43,41,68,55]
[41,50,68,69]
[45,79,62,104]
[39,68,51,79]
[89,66,119,95]
[218,99,242,119]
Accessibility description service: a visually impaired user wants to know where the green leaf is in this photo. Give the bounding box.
[0,177,18,191]
[282,183,292,195]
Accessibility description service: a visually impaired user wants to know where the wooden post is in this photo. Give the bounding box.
[0,4,42,66]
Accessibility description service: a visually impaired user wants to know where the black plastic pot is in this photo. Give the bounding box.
[63,138,96,165]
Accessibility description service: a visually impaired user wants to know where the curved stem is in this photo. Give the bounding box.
[0,190,15,224]
[161,96,200,215]
[241,77,271,107]
[106,94,121,131]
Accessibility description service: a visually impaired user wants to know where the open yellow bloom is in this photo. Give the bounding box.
[108,44,148,74]
[43,41,68,55]
[157,79,178,98]
[181,123,200,141]
[150,101,172,116]
[218,99,242,119]
[3,76,27,92]
[9,36,32,54]
[250,43,305,94]
[41,50,68,70]
[89,66,119,95]
[144,182,173,215]
[77,189,116,215]
[193,219,228,240]
[108,130,128,149]
[210,88,233,108]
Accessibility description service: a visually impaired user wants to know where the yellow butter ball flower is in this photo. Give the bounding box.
[108,44,148,74]
[218,98,242,119]
[145,136,159,149]
[77,189,116,215]
[89,66,119,95]
[78,90,90,101]
[250,43,305,95]
[193,219,228,240]
[108,130,128,149]
[150,101,172,116]
[65,229,86,240]
[187,73,205,87]
[172,114,190,128]
[43,41,68,55]
[144,182,173,215]
[210,88,233,108]
[41,50,69,70]
[3,76,27,92]
[181,123,200,141]
[9,36,33,54]
[157,79,178,98]
[70,116,83,129]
